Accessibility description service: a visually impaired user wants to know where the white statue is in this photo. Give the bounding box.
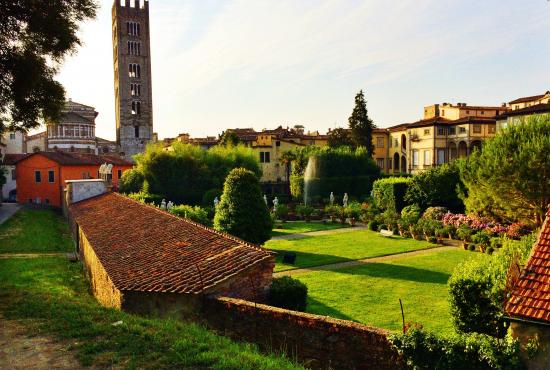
[273,197,279,211]
[263,194,268,205]
[343,193,348,207]
[160,199,167,210]
[167,201,174,210]
[329,192,335,206]
[214,197,220,208]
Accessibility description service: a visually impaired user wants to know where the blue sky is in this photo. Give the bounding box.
[57,0,550,140]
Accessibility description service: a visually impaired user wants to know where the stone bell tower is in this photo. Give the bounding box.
[112,0,153,157]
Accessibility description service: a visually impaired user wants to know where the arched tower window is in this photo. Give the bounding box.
[134,126,139,138]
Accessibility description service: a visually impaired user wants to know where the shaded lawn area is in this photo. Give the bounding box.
[0,208,73,254]
[265,230,433,272]
[271,221,349,237]
[0,258,302,370]
[297,249,481,334]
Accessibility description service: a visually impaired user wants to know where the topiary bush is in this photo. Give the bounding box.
[468,244,476,251]
[295,204,314,221]
[472,230,491,247]
[372,177,412,213]
[421,206,449,221]
[389,327,526,370]
[214,168,273,245]
[169,204,211,226]
[268,276,308,311]
[400,204,422,228]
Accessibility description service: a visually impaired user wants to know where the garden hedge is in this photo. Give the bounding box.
[372,177,412,213]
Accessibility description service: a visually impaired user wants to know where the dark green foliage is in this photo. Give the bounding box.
[169,205,211,227]
[405,163,464,212]
[487,247,495,255]
[268,276,308,312]
[0,0,97,134]
[327,127,353,148]
[428,236,438,244]
[472,231,491,246]
[401,205,422,225]
[348,90,375,155]
[118,168,144,194]
[368,220,380,231]
[214,168,272,244]
[290,146,380,201]
[457,224,473,242]
[275,204,289,221]
[448,234,536,337]
[135,142,261,205]
[468,244,476,252]
[459,115,550,226]
[295,204,314,221]
[202,189,222,207]
[218,131,241,146]
[372,177,412,213]
[389,327,526,370]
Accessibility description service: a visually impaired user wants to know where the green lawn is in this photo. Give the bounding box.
[297,249,480,334]
[0,257,302,370]
[271,221,349,237]
[0,208,74,254]
[265,230,434,272]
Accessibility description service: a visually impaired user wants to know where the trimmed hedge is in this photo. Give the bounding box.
[372,177,412,213]
[169,205,211,226]
[268,276,308,311]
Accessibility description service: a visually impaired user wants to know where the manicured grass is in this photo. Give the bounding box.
[0,258,303,370]
[265,230,433,272]
[297,249,481,334]
[0,208,73,254]
[271,221,348,237]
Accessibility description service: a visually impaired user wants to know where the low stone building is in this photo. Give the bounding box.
[66,182,275,317]
[505,207,550,369]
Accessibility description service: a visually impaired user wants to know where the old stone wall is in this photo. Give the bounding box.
[78,229,123,309]
[121,290,203,320]
[510,322,550,370]
[209,258,274,302]
[201,297,403,370]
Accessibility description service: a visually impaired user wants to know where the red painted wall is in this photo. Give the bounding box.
[16,154,132,207]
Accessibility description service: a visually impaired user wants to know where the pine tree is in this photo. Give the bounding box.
[348,90,375,155]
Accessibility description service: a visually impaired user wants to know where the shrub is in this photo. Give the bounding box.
[377,223,387,231]
[490,237,503,249]
[449,234,536,337]
[275,204,289,221]
[372,177,412,213]
[324,205,339,220]
[487,247,495,255]
[421,206,449,221]
[457,224,473,242]
[169,205,211,226]
[368,220,380,231]
[268,276,308,311]
[468,244,476,252]
[214,168,273,245]
[472,230,491,247]
[118,168,144,194]
[400,204,422,228]
[389,327,526,370]
[345,201,362,220]
[127,191,163,206]
[295,204,314,221]
[427,236,438,244]
[404,162,465,213]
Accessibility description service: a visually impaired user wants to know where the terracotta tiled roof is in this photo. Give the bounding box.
[508,92,548,105]
[2,153,30,165]
[450,116,497,124]
[505,208,550,324]
[498,103,550,118]
[14,152,132,166]
[69,193,274,294]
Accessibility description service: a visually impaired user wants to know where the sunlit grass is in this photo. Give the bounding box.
[271,221,348,237]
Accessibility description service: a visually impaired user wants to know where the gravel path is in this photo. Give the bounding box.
[274,246,455,277]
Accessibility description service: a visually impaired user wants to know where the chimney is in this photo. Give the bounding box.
[65,179,110,207]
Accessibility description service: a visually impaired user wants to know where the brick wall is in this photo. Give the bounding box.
[201,297,403,370]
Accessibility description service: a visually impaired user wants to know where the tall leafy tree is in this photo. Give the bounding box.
[0,0,97,134]
[327,127,353,148]
[348,90,375,155]
[459,115,550,226]
[218,131,241,146]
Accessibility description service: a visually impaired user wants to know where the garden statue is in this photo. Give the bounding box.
[273,197,279,211]
[160,199,167,210]
[330,192,335,206]
[264,194,268,205]
[167,201,174,210]
[214,197,219,208]
[343,193,348,207]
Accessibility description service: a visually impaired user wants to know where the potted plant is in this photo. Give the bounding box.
[324,205,338,223]
[472,231,490,253]
[275,204,289,223]
[296,204,314,222]
[409,224,422,240]
[457,224,473,250]
[434,228,446,244]
[345,202,362,226]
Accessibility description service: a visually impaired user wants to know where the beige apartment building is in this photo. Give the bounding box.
[497,91,550,130]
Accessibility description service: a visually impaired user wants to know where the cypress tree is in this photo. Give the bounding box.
[348,90,376,155]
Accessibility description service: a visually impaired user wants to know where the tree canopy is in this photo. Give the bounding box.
[459,115,550,226]
[0,0,97,134]
[348,90,375,155]
[327,127,353,148]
